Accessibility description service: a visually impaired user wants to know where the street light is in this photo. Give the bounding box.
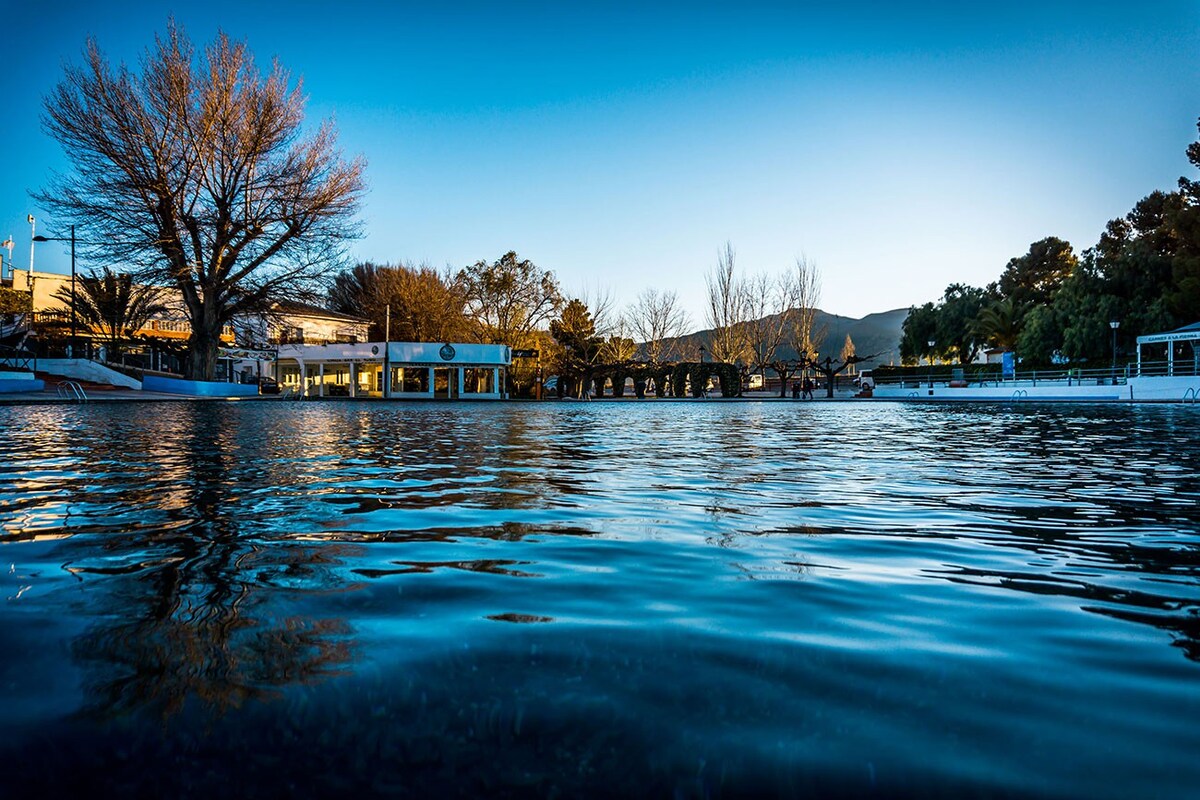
[1109,319,1120,380]
[1,237,12,281]
[927,339,936,388]
[32,225,77,359]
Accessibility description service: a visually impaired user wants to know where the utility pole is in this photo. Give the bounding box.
[383,304,391,398]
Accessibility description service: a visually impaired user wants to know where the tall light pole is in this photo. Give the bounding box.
[1109,319,1120,380]
[927,339,936,388]
[33,226,77,358]
[27,215,35,277]
[1,237,12,281]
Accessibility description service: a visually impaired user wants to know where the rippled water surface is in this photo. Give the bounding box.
[1,400,1198,797]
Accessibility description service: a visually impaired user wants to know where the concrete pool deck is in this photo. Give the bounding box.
[0,388,284,404]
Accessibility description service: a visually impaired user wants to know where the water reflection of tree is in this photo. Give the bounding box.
[66,404,357,719]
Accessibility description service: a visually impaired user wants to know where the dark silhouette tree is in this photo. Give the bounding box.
[53,268,168,359]
[328,262,468,342]
[550,298,601,398]
[811,354,871,398]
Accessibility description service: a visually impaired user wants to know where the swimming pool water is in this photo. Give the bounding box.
[0,401,1197,797]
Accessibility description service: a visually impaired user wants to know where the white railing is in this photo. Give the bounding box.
[56,381,88,403]
[877,365,1130,388]
[1135,360,1200,378]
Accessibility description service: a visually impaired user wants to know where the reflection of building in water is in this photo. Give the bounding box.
[258,341,511,399]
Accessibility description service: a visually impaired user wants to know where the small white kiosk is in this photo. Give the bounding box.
[274,341,510,399]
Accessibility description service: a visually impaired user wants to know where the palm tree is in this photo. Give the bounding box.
[54,268,168,359]
[975,298,1021,352]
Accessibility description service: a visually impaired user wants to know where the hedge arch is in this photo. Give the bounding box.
[581,361,738,398]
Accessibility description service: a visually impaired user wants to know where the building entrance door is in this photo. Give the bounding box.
[434,368,458,399]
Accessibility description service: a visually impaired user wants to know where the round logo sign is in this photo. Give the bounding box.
[439,343,456,361]
[370,345,379,355]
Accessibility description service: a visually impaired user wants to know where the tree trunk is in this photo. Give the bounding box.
[185,323,222,381]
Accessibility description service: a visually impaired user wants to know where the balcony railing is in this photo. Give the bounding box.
[29,314,233,338]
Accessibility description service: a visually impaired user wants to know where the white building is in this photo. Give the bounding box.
[271,341,511,399]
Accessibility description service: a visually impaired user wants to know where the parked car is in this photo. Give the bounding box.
[244,375,280,394]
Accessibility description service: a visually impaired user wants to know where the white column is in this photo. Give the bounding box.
[349,362,357,398]
[427,367,435,397]
[493,367,499,397]
[456,367,464,398]
[318,363,325,397]
[1168,344,1175,377]
[383,361,392,398]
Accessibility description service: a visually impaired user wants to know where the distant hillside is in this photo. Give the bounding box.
[664,308,907,370]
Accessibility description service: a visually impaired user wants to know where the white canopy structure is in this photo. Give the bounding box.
[1136,322,1200,377]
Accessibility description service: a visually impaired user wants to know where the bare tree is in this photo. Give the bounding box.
[38,23,366,380]
[789,255,825,359]
[745,270,798,382]
[704,241,749,365]
[576,284,620,342]
[628,288,691,363]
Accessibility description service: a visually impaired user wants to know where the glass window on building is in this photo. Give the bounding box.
[392,367,430,393]
[463,367,495,394]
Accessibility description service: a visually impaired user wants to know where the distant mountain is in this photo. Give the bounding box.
[666,308,907,370]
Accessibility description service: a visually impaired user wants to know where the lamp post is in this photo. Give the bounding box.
[1,237,12,281]
[32,226,77,358]
[927,339,936,388]
[1109,319,1120,381]
[27,215,35,276]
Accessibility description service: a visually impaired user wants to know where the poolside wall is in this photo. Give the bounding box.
[0,371,44,393]
[37,359,142,389]
[143,375,260,397]
[872,384,1125,402]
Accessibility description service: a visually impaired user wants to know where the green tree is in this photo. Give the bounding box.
[38,23,365,380]
[975,297,1020,351]
[934,283,989,364]
[458,252,561,347]
[0,287,32,316]
[899,302,937,365]
[550,298,602,397]
[1170,118,1200,319]
[996,237,1077,311]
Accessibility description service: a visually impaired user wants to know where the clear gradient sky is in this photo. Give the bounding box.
[1,1,1198,324]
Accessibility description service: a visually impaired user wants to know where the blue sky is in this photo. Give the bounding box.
[2,1,1197,323]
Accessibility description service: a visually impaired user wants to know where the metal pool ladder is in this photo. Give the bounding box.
[56,381,89,403]
[1184,387,1198,405]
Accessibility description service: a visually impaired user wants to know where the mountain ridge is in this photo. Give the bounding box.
[667,307,907,370]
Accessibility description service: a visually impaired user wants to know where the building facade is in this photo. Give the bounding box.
[271,341,510,399]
